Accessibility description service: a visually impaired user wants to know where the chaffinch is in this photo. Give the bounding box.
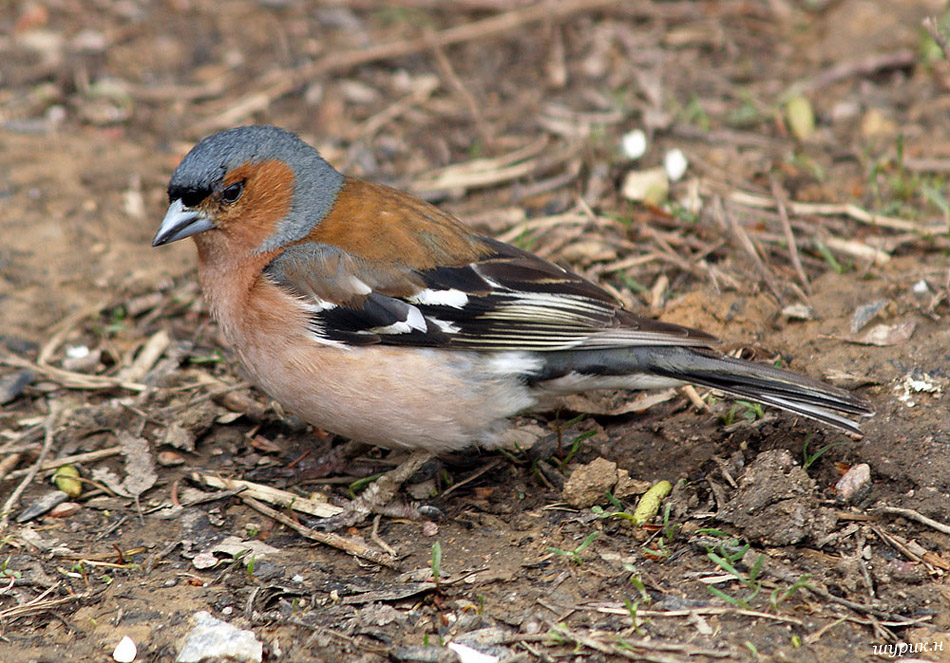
[153,125,872,454]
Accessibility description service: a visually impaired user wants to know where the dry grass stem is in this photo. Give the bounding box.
[0,402,61,534]
[240,495,398,569]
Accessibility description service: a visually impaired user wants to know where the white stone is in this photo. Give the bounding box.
[621,130,647,160]
[113,636,137,663]
[448,642,499,663]
[177,611,263,663]
[664,148,688,181]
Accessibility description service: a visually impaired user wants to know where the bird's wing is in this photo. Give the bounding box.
[263,234,719,351]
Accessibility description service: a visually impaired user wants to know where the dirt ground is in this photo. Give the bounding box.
[2,1,950,661]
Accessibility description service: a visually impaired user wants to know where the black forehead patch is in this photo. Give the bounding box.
[168,183,214,207]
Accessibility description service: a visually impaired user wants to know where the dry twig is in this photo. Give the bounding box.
[347,76,440,141]
[794,50,916,95]
[240,495,398,569]
[716,197,785,304]
[193,473,343,519]
[1,351,147,392]
[3,446,123,481]
[874,505,950,536]
[547,622,734,662]
[770,176,811,295]
[0,402,61,534]
[0,582,93,623]
[721,187,943,236]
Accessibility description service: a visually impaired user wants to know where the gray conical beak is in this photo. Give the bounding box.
[152,199,214,246]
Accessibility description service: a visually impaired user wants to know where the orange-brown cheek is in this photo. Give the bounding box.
[215,160,296,245]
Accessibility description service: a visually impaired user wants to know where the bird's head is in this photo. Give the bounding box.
[152,125,343,253]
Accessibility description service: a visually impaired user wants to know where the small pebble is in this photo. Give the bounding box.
[562,457,619,508]
[49,502,81,518]
[836,463,871,503]
[113,636,136,663]
[192,552,219,570]
[448,642,499,663]
[621,130,647,160]
[782,304,814,321]
[176,611,262,663]
[62,347,102,372]
[65,345,90,359]
[157,450,186,467]
[663,148,688,181]
[621,167,668,206]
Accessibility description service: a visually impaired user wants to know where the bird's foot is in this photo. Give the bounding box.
[311,449,441,531]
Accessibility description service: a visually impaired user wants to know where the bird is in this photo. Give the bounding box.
[152,125,871,493]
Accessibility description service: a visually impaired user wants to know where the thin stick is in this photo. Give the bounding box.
[0,402,61,533]
[770,176,811,295]
[874,505,950,536]
[117,329,171,383]
[3,446,123,481]
[0,453,23,483]
[681,385,708,412]
[795,50,916,95]
[720,187,944,235]
[0,582,93,621]
[549,622,734,662]
[239,495,399,569]
[0,425,44,453]
[717,197,786,304]
[347,76,440,141]
[803,584,919,623]
[0,351,146,392]
[441,458,502,497]
[370,514,397,557]
[589,604,803,625]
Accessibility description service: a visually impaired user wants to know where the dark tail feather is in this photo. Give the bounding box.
[543,346,874,434]
[645,347,872,434]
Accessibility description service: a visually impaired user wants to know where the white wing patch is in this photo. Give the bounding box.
[366,303,428,335]
[407,288,469,308]
[429,317,461,334]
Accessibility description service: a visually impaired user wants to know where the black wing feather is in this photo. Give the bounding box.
[265,237,717,350]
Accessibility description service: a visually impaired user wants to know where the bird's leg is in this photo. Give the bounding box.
[313,449,436,530]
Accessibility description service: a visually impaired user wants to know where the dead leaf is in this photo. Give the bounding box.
[209,535,280,561]
[119,431,158,498]
[92,431,157,499]
[846,320,916,346]
[922,551,950,571]
[342,583,437,605]
[850,299,888,333]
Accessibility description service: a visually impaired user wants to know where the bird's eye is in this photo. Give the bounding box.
[221,181,244,204]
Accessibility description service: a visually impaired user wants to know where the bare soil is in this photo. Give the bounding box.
[2,1,950,662]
